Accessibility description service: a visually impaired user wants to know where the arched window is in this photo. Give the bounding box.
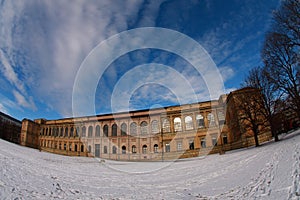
[142,145,147,154]
[122,146,126,154]
[46,128,48,136]
[130,122,137,136]
[82,126,86,137]
[70,127,74,137]
[154,144,159,153]
[132,145,137,154]
[103,146,108,154]
[53,128,56,137]
[185,116,193,130]
[65,127,68,137]
[74,144,78,152]
[81,145,84,152]
[95,125,100,137]
[140,121,148,135]
[151,120,159,133]
[112,124,117,136]
[112,146,117,154]
[162,118,170,132]
[75,127,80,137]
[207,113,216,127]
[103,125,108,137]
[196,114,205,128]
[88,126,93,138]
[52,128,55,137]
[174,117,182,132]
[60,127,63,137]
[121,123,127,136]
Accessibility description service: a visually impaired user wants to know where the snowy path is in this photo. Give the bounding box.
[1,130,300,199]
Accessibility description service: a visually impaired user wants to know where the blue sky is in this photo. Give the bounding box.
[0,0,280,120]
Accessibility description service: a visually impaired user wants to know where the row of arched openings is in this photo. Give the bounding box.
[41,113,217,137]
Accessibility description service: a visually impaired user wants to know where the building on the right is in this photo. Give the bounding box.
[272,98,299,135]
[225,87,272,147]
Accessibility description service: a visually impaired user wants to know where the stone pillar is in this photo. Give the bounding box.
[204,113,209,128]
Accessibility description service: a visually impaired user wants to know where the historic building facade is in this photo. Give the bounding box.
[20,88,272,161]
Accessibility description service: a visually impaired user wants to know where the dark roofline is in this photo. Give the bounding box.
[0,112,22,124]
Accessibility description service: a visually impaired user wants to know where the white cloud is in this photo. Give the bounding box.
[0,94,22,115]
[0,49,25,93]
[219,66,235,82]
[111,63,213,113]
[0,0,166,117]
[12,90,36,111]
[135,0,167,27]
[0,102,9,115]
[0,0,270,118]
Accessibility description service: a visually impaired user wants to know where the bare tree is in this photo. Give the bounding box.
[273,0,300,47]
[233,88,270,147]
[244,67,282,141]
[262,0,300,119]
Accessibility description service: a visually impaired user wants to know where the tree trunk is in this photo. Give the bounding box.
[270,120,279,142]
[254,131,260,147]
[274,132,279,142]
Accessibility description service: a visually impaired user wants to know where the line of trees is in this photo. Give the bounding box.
[241,0,299,144]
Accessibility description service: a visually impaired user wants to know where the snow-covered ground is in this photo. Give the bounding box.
[1,130,300,199]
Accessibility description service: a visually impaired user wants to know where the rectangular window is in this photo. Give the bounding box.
[112,146,117,154]
[223,135,228,144]
[177,142,182,151]
[189,140,194,150]
[218,111,225,125]
[201,138,206,148]
[132,146,137,154]
[95,144,100,157]
[212,137,217,146]
[103,146,108,154]
[165,143,170,152]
